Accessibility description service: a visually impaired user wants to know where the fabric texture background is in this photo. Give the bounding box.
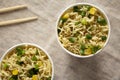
[0,0,120,80]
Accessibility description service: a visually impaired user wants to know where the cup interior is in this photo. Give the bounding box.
[0,43,54,80]
[56,3,110,58]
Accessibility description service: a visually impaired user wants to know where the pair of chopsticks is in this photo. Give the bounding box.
[0,5,38,26]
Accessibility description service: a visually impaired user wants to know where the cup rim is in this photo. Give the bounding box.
[56,3,111,58]
[0,43,54,80]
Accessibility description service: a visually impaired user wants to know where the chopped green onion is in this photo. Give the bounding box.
[9,75,18,80]
[34,64,39,70]
[46,76,51,80]
[32,55,37,61]
[81,44,86,50]
[88,14,92,18]
[57,29,61,34]
[73,6,79,12]
[3,63,9,69]
[16,61,24,66]
[101,36,107,41]
[81,18,87,25]
[61,18,67,24]
[80,49,84,55]
[92,45,101,54]
[69,37,75,43]
[86,5,91,11]
[81,11,86,17]
[80,44,86,55]
[75,21,81,25]
[35,49,39,55]
[86,34,92,39]
[27,68,39,77]
[97,17,107,26]
[16,47,25,56]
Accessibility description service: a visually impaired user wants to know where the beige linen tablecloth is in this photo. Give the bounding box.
[0,0,120,80]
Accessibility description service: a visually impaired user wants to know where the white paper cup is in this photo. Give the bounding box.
[0,43,54,80]
[56,3,111,58]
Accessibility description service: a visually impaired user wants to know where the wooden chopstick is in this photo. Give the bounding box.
[0,5,27,13]
[0,16,38,26]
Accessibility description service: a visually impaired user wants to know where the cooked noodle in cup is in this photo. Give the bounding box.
[56,3,110,58]
[0,43,54,80]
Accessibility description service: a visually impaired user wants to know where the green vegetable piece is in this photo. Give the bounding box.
[16,47,25,56]
[73,6,79,12]
[3,63,9,69]
[9,75,18,80]
[97,17,107,26]
[61,18,67,24]
[88,14,92,18]
[80,49,84,55]
[86,34,92,39]
[81,18,87,25]
[86,5,91,11]
[92,45,101,54]
[101,36,107,41]
[69,37,75,43]
[46,76,51,80]
[80,44,86,55]
[34,64,39,70]
[57,28,61,34]
[27,68,39,77]
[81,11,86,17]
[16,61,24,66]
[32,55,37,61]
[81,44,86,50]
[35,49,39,55]
[75,21,80,25]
